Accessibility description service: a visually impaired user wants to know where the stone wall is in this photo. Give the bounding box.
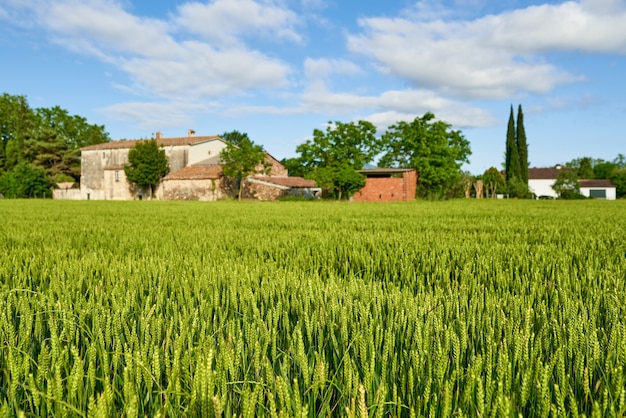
[246,181,285,201]
[161,178,224,201]
[53,189,81,200]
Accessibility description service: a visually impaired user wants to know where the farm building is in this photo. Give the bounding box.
[60,131,315,201]
[352,168,417,202]
[528,166,616,199]
[579,179,616,200]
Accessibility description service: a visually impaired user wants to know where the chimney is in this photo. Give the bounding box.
[155,131,162,139]
[556,164,562,170]
[188,129,195,137]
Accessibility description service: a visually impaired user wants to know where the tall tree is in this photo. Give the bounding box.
[220,133,271,200]
[505,105,521,182]
[516,104,528,184]
[379,112,471,199]
[0,93,36,170]
[124,139,169,198]
[292,120,380,199]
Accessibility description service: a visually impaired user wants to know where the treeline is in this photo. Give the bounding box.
[0,93,110,198]
[283,112,471,199]
[559,155,626,198]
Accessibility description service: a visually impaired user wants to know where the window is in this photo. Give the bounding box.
[115,171,120,182]
[589,189,606,199]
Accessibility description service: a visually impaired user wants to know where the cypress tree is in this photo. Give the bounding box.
[505,105,520,180]
[516,104,528,184]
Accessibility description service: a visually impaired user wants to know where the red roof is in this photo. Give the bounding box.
[579,179,615,188]
[252,176,317,188]
[163,165,223,180]
[528,167,565,180]
[82,135,220,151]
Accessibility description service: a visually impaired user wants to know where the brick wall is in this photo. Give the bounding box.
[352,170,417,202]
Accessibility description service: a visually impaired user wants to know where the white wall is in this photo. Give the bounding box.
[188,139,228,165]
[580,187,616,200]
[528,179,558,198]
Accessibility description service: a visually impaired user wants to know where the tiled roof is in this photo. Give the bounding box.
[357,168,416,174]
[579,179,615,188]
[56,182,75,189]
[252,176,317,188]
[81,135,220,151]
[163,165,223,180]
[528,167,567,180]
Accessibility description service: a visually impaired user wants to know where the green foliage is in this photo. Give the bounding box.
[1,200,626,416]
[4,139,20,171]
[593,161,618,179]
[506,176,530,198]
[0,93,109,180]
[505,105,520,181]
[293,120,380,198]
[516,104,529,184]
[379,112,471,199]
[281,157,308,178]
[0,162,52,198]
[552,168,580,198]
[566,157,595,179]
[221,130,250,147]
[483,166,505,198]
[124,139,169,196]
[610,168,626,198]
[334,165,366,199]
[219,132,270,200]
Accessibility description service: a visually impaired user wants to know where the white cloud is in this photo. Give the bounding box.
[348,1,626,99]
[303,57,362,80]
[174,0,302,46]
[7,0,293,100]
[99,101,209,129]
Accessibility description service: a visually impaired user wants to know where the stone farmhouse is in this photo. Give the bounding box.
[64,131,319,201]
[528,166,616,200]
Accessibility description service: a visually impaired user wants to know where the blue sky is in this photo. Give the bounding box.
[1,0,625,174]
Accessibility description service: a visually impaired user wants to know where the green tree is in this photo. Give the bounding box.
[610,168,626,198]
[293,120,380,199]
[221,130,251,147]
[334,165,366,200]
[124,139,169,198]
[0,93,109,179]
[0,163,52,198]
[379,113,471,199]
[0,93,36,170]
[516,104,529,184]
[28,106,109,181]
[505,105,521,182]
[483,167,505,198]
[220,133,271,200]
[593,160,618,179]
[4,139,20,171]
[566,157,594,179]
[552,168,580,198]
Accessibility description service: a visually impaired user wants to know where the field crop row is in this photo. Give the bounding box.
[1,200,625,417]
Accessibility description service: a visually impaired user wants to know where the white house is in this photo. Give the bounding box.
[528,166,616,200]
[579,180,617,200]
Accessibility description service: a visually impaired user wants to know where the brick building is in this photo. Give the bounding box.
[352,168,417,202]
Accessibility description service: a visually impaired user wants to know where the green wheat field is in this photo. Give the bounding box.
[1,200,625,417]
